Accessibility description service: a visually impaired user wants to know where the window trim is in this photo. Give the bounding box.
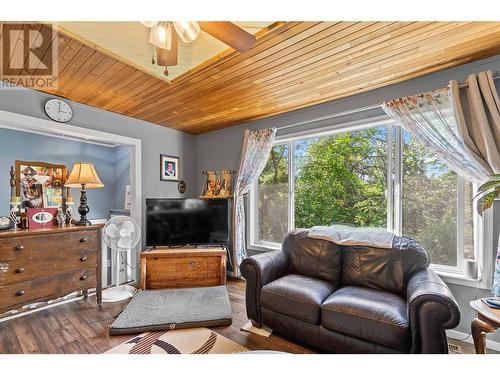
[249,117,488,284]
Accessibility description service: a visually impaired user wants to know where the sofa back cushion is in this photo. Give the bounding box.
[341,236,429,296]
[282,229,342,288]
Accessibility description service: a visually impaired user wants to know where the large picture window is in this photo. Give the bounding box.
[250,121,479,275]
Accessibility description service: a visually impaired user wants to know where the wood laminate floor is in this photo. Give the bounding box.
[0,279,486,354]
[0,279,314,354]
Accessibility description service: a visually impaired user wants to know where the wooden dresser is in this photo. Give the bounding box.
[0,225,103,314]
[140,247,226,289]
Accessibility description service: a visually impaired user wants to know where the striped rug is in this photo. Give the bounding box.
[105,328,248,354]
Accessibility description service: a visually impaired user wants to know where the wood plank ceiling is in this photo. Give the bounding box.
[1,22,500,134]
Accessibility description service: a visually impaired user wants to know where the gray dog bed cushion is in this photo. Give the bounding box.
[109,285,233,335]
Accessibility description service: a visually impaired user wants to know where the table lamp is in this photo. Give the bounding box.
[65,162,104,226]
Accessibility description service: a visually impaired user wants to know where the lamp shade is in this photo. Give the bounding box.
[65,162,104,188]
[173,21,200,43]
[149,22,173,50]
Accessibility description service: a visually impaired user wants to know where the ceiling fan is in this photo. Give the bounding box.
[140,21,257,76]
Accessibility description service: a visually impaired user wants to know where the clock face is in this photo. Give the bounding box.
[44,99,73,123]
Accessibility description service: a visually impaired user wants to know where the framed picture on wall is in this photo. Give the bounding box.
[160,154,180,182]
[15,161,67,209]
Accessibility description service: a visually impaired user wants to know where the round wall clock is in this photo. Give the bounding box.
[44,99,73,123]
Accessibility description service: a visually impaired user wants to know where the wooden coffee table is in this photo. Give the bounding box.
[470,298,500,354]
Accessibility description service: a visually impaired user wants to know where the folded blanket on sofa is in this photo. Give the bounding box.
[308,225,394,249]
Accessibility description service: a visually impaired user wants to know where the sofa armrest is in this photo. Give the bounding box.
[240,250,288,327]
[407,269,460,353]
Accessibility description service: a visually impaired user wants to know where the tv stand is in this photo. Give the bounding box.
[150,243,224,249]
[140,246,226,289]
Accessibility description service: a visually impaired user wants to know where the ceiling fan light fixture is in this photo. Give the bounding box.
[149,22,173,50]
[173,21,200,43]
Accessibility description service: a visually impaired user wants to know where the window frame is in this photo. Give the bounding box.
[249,118,486,281]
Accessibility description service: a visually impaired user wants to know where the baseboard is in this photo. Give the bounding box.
[447,329,500,352]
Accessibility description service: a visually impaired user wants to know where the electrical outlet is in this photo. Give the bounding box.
[448,343,462,354]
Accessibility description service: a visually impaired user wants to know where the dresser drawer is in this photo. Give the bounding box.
[0,251,97,286]
[0,267,97,311]
[145,256,224,289]
[0,230,98,261]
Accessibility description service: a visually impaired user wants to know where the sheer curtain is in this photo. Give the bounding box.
[382,88,490,183]
[383,71,500,294]
[232,128,277,273]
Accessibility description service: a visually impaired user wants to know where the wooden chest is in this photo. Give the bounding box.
[0,225,103,314]
[140,247,226,289]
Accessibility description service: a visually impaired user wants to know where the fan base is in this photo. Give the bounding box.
[102,284,137,303]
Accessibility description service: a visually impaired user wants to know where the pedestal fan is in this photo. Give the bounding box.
[102,215,140,302]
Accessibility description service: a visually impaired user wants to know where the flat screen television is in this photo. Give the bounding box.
[146,198,231,247]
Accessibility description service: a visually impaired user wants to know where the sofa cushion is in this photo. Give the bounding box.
[341,237,429,296]
[282,229,342,287]
[321,286,410,351]
[261,274,335,324]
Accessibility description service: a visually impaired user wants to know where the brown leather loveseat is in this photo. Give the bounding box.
[240,229,460,353]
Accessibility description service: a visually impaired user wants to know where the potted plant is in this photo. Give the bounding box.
[476,174,500,215]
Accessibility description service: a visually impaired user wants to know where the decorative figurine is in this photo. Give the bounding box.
[0,216,14,231]
[56,207,66,227]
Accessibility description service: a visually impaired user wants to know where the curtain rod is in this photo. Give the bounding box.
[278,74,499,132]
[455,74,499,88]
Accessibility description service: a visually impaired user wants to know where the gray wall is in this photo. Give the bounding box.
[0,127,128,220]
[0,86,196,232]
[196,54,500,344]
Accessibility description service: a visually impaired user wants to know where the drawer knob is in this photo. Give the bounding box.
[80,256,87,262]
[80,275,88,281]
[16,290,25,297]
[15,245,24,251]
[79,238,88,243]
[189,261,196,267]
[16,267,25,273]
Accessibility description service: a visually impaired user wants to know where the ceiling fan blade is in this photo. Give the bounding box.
[156,32,178,67]
[198,21,256,53]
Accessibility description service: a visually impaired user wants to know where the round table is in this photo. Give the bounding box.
[470,298,500,354]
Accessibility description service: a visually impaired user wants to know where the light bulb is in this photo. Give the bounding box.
[149,22,173,50]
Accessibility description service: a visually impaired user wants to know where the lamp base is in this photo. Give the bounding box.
[74,218,92,226]
[76,184,91,226]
